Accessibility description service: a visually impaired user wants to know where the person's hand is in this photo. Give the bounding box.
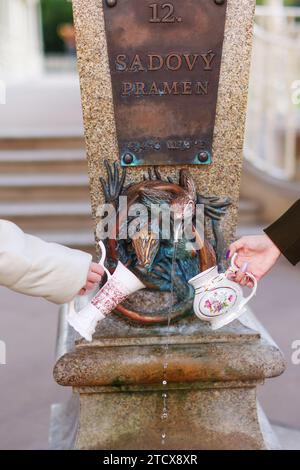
[227,234,281,287]
[78,262,104,295]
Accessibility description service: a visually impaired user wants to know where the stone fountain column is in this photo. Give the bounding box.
[52,0,286,450]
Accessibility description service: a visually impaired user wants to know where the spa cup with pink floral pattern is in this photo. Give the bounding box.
[188,254,257,330]
[67,241,145,341]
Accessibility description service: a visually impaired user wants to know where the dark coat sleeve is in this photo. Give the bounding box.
[264,199,300,266]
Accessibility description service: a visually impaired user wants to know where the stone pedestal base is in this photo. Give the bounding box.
[53,301,285,450]
[75,384,266,450]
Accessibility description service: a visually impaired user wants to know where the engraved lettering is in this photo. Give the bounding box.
[161,3,176,23]
[126,139,204,153]
[115,54,127,71]
[149,3,177,23]
[129,54,145,72]
[149,54,164,71]
[135,82,146,95]
[120,81,208,96]
[149,81,160,95]
[167,140,190,150]
[122,82,133,95]
[200,50,216,70]
[162,81,179,95]
[166,54,182,71]
[182,81,192,95]
[149,3,160,23]
[183,54,199,71]
[167,140,177,149]
[196,81,208,95]
[114,52,216,73]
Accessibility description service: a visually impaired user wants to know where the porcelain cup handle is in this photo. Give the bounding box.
[230,253,239,272]
[67,241,111,319]
[98,240,112,280]
[239,271,257,310]
[228,253,257,309]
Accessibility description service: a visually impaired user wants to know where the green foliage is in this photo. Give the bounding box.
[284,0,300,5]
[41,0,73,53]
[256,0,300,5]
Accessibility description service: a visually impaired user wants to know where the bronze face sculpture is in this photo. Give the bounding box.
[99,161,231,324]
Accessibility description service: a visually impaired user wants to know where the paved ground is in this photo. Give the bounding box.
[254,257,300,429]
[0,289,69,449]
[0,248,300,449]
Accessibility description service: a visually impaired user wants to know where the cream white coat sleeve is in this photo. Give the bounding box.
[0,220,92,304]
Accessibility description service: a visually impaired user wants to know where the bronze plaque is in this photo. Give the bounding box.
[103,0,227,166]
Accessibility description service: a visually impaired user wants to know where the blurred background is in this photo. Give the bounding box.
[0,0,300,449]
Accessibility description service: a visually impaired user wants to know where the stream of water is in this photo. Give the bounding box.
[161,238,178,446]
